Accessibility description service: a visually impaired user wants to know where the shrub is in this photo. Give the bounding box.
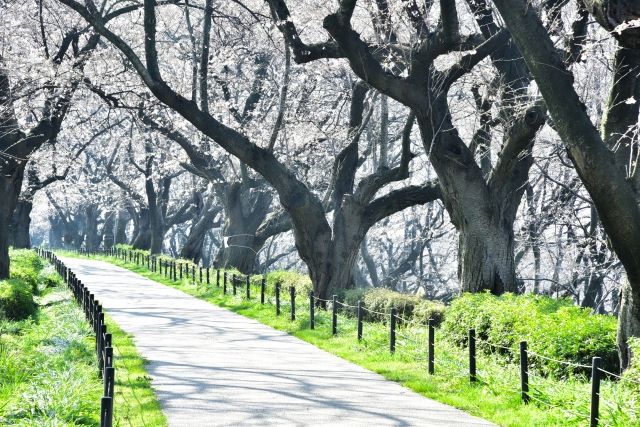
[265,270,313,297]
[38,265,63,290]
[442,292,618,375]
[342,289,367,307]
[0,279,36,321]
[361,288,423,322]
[622,338,640,388]
[413,300,446,326]
[9,249,43,294]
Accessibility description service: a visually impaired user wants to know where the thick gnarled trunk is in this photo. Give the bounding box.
[0,165,25,278]
[132,208,151,250]
[618,280,640,370]
[459,222,516,294]
[9,199,32,249]
[215,181,271,273]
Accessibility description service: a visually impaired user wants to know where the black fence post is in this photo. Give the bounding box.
[309,291,315,329]
[276,283,281,315]
[223,272,227,294]
[261,278,266,304]
[332,295,338,336]
[216,269,220,287]
[104,366,115,397]
[246,276,251,299]
[180,263,183,279]
[100,396,113,427]
[290,286,296,321]
[206,268,210,286]
[192,266,195,281]
[357,301,363,341]
[469,329,476,383]
[199,267,203,284]
[390,308,397,354]
[520,341,530,404]
[590,356,602,427]
[173,262,176,281]
[428,318,435,374]
[232,274,237,295]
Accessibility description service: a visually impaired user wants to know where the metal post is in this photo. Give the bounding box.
[216,269,220,287]
[357,301,363,341]
[469,329,476,383]
[260,278,266,304]
[100,396,113,427]
[223,272,227,294]
[206,268,210,286]
[428,318,435,375]
[309,291,315,330]
[290,286,296,321]
[520,341,529,404]
[332,295,338,336]
[591,357,602,427]
[104,366,115,397]
[246,276,250,299]
[390,308,397,353]
[232,274,237,295]
[276,283,281,315]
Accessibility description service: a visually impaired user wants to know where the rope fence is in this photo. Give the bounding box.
[38,248,114,427]
[66,246,640,427]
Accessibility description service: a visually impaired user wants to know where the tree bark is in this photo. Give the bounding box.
[180,204,220,264]
[9,199,32,249]
[215,181,272,273]
[84,204,101,252]
[618,280,640,370]
[114,209,129,244]
[132,208,152,250]
[458,222,516,294]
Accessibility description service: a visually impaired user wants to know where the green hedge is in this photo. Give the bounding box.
[441,292,618,375]
[341,288,445,325]
[0,279,36,320]
[9,249,43,294]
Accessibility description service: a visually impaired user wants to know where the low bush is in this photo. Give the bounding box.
[343,288,444,325]
[413,299,446,326]
[9,249,43,294]
[38,264,63,290]
[0,279,36,321]
[441,292,618,375]
[622,337,640,387]
[266,270,313,297]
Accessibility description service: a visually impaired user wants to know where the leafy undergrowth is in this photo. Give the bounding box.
[0,250,166,427]
[66,251,640,427]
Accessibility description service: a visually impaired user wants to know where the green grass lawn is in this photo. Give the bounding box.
[0,251,166,427]
[63,251,640,427]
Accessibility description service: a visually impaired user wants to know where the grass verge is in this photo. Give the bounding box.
[62,252,639,427]
[0,250,166,427]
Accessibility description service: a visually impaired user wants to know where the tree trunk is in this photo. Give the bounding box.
[132,208,151,250]
[84,204,101,252]
[114,209,129,244]
[102,211,115,250]
[180,206,219,264]
[215,181,272,274]
[619,280,640,370]
[458,221,516,294]
[0,166,26,278]
[9,199,32,249]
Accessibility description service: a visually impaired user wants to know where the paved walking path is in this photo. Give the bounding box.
[62,257,494,427]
